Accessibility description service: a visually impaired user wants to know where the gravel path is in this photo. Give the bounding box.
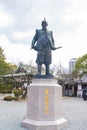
[0,96,87,130]
[61,97,87,130]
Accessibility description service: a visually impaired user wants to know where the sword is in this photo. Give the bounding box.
[52,46,62,50]
[30,46,62,51]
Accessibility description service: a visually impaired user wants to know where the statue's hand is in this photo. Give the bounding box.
[52,47,56,50]
[31,45,41,51]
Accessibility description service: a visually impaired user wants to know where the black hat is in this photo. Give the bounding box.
[41,18,48,26]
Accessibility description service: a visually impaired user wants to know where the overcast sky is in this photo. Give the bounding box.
[0,0,87,69]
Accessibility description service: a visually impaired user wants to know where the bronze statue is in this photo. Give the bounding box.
[31,18,61,77]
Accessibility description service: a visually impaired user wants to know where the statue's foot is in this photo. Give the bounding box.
[45,73,54,79]
[45,72,51,76]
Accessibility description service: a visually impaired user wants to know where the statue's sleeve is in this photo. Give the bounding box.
[31,29,38,48]
[51,31,55,47]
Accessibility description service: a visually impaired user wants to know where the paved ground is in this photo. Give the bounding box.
[61,97,87,130]
[0,95,87,130]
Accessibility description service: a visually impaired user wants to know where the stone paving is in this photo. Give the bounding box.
[0,95,87,130]
[61,97,87,130]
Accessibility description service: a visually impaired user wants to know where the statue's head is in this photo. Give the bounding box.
[41,18,48,28]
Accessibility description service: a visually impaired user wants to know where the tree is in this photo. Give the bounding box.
[0,47,17,75]
[0,47,6,61]
[72,54,87,78]
[51,63,69,78]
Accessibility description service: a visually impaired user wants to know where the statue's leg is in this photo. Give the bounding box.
[38,64,42,75]
[45,64,50,75]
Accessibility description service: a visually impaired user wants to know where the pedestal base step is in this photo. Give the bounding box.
[22,118,67,130]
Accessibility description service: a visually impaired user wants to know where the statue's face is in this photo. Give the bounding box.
[42,22,47,29]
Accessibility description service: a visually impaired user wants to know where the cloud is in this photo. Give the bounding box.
[0,35,10,47]
[0,0,87,69]
[11,30,34,43]
[0,11,11,28]
[0,34,36,64]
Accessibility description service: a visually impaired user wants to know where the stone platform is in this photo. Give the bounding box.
[22,79,67,130]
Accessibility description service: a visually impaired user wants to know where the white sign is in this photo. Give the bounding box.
[23,83,27,88]
[78,84,82,90]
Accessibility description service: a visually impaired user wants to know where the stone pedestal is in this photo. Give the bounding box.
[22,79,67,130]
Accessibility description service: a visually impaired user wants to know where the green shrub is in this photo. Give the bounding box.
[4,95,18,101]
[13,89,22,97]
[0,89,12,93]
[0,84,13,93]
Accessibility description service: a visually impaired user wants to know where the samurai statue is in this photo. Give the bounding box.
[31,18,61,77]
